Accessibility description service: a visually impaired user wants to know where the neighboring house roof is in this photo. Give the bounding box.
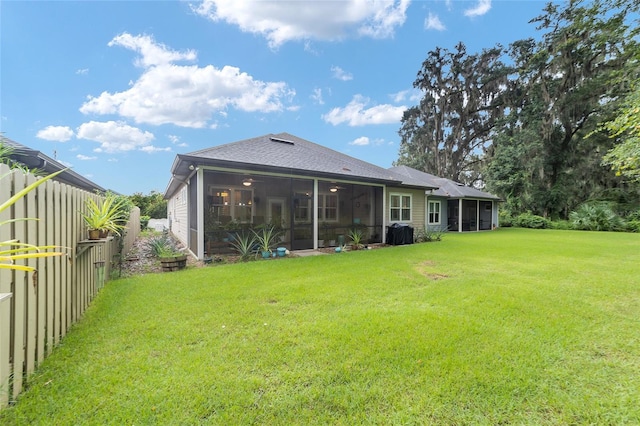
[2,137,106,193]
[165,132,437,198]
[388,165,500,200]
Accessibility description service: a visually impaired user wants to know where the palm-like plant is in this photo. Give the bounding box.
[0,168,67,272]
[348,227,365,250]
[252,225,281,255]
[81,193,128,236]
[229,232,257,261]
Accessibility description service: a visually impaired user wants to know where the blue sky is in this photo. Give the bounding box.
[1,0,548,195]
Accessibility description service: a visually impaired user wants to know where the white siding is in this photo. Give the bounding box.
[168,184,189,247]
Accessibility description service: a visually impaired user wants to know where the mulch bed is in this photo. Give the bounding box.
[119,233,389,277]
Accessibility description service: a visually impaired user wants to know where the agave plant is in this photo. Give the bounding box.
[252,224,282,255]
[228,231,257,261]
[81,193,128,236]
[347,227,365,250]
[0,168,67,272]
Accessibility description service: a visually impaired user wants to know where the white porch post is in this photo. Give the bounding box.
[382,186,387,243]
[313,179,319,249]
[458,199,463,232]
[196,168,204,259]
[476,199,480,232]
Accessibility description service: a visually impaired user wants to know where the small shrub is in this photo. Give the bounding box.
[140,215,150,230]
[348,228,365,249]
[414,226,446,242]
[414,227,427,243]
[229,232,257,261]
[147,233,179,257]
[498,211,513,227]
[514,212,551,229]
[569,202,625,232]
[551,220,571,230]
[626,220,640,233]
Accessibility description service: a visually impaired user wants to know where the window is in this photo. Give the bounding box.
[390,194,411,222]
[318,193,338,221]
[428,200,441,225]
[208,187,253,223]
[294,193,311,223]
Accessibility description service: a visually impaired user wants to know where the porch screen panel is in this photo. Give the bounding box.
[479,201,492,230]
[462,200,478,231]
[371,186,384,243]
[188,173,198,254]
[291,179,314,250]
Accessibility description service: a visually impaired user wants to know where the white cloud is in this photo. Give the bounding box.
[358,0,410,39]
[76,68,89,75]
[191,0,410,48]
[350,136,370,146]
[80,33,295,128]
[425,12,446,31]
[76,121,155,153]
[322,95,406,126]
[36,125,74,142]
[331,66,353,81]
[76,154,97,160]
[464,0,491,17]
[108,33,196,67]
[391,89,422,103]
[168,134,187,147]
[311,88,324,105]
[140,146,171,153]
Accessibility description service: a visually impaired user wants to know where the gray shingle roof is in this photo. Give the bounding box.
[389,165,500,200]
[2,137,106,193]
[186,132,404,183]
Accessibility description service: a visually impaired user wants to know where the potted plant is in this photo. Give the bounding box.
[252,224,282,259]
[348,227,365,250]
[147,233,187,271]
[81,193,127,240]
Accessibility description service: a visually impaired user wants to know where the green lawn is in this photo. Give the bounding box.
[2,228,639,425]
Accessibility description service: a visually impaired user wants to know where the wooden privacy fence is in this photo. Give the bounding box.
[0,164,140,409]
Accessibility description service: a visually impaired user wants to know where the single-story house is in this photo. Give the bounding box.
[3,137,106,193]
[389,165,500,232]
[164,133,499,259]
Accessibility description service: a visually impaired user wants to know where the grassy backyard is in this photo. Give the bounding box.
[1,228,639,424]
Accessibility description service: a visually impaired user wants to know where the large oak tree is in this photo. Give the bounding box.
[395,42,510,183]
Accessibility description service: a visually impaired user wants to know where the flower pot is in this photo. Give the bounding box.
[160,255,187,272]
[99,229,109,238]
[88,229,101,240]
[261,250,271,259]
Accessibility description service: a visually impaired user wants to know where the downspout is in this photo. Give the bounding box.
[425,192,429,231]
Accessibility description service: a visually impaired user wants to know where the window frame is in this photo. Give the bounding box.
[389,193,412,223]
[428,200,441,225]
[318,193,339,222]
[208,185,254,223]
